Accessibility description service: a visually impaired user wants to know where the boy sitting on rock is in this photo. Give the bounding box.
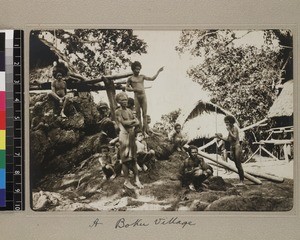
[169,123,188,152]
[135,130,156,172]
[97,145,117,180]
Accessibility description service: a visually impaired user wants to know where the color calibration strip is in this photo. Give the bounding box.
[0,32,6,207]
[0,30,24,211]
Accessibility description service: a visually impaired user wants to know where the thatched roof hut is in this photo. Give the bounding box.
[268,80,293,119]
[177,100,243,141]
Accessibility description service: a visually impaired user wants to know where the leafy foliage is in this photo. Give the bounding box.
[176,30,292,126]
[32,29,147,78]
[160,109,181,132]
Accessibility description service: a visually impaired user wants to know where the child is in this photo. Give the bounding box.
[215,115,245,186]
[126,61,164,137]
[98,145,116,180]
[115,92,143,189]
[135,130,156,172]
[170,123,188,151]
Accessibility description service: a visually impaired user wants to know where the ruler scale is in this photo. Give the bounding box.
[0,30,24,211]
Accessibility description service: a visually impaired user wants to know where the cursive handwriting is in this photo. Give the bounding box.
[89,217,196,229]
[89,218,103,228]
[154,217,196,228]
[115,218,149,229]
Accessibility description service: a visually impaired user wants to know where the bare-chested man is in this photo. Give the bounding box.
[48,72,69,118]
[126,61,164,136]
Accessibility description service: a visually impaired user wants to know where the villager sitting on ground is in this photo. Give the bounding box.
[97,101,118,145]
[169,123,188,152]
[126,61,164,137]
[48,72,71,118]
[115,92,143,189]
[215,115,245,186]
[97,145,118,180]
[135,130,156,172]
[180,145,213,191]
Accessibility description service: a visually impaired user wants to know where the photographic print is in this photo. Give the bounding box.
[29,29,293,211]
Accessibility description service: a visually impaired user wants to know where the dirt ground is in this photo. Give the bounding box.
[32,152,294,212]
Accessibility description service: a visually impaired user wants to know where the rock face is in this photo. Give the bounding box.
[30,93,101,185]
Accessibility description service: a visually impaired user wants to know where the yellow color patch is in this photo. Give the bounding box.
[0,130,5,150]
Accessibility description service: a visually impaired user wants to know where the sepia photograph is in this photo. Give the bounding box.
[29,29,293,211]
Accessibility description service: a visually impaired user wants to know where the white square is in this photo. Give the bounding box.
[0,72,5,91]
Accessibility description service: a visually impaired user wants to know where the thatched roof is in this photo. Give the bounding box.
[177,100,243,140]
[268,80,293,118]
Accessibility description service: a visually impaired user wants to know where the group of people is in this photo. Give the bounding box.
[48,59,245,191]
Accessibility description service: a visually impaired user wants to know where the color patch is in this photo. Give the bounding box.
[0,72,5,91]
[0,150,4,169]
[0,169,5,189]
[0,189,5,206]
[0,111,5,129]
[0,130,5,149]
[0,91,5,110]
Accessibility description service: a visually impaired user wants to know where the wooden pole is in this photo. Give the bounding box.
[208,160,284,183]
[198,150,262,185]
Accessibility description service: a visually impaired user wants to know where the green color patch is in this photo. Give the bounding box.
[0,150,5,169]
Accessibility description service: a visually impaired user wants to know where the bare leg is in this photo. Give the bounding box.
[122,163,135,189]
[134,95,142,130]
[132,161,144,189]
[232,145,244,184]
[60,96,68,118]
[140,95,148,136]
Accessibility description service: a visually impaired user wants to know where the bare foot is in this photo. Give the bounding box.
[110,174,116,180]
[189,183,196,191]
[135,180,144,189]
[143,164,148,171]
[60,111,67,118]
[124,181,136,190]
[235,182,245,187]
[137,164,142,172]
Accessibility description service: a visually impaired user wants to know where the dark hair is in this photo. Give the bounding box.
[53,61,69,79]
[174,123,181,129]
[224,115,236,124]
[100,145,109,151]
[135,129,143,137]
[188,145,198,154]
[127,97,135,108]
[131,61,142,71]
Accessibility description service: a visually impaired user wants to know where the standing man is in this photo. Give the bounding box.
[126,61,164,136]
[115,92,143,189]
[215,115,245,186]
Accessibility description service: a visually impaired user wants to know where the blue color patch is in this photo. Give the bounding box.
[0,168,5,189]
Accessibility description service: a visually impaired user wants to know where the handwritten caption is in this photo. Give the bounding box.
[89,217,196,229]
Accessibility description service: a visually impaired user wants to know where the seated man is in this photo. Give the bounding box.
[135,130,156,171]
[180,145,213,191]
[48,72,70,118]
[169,123,188,151]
